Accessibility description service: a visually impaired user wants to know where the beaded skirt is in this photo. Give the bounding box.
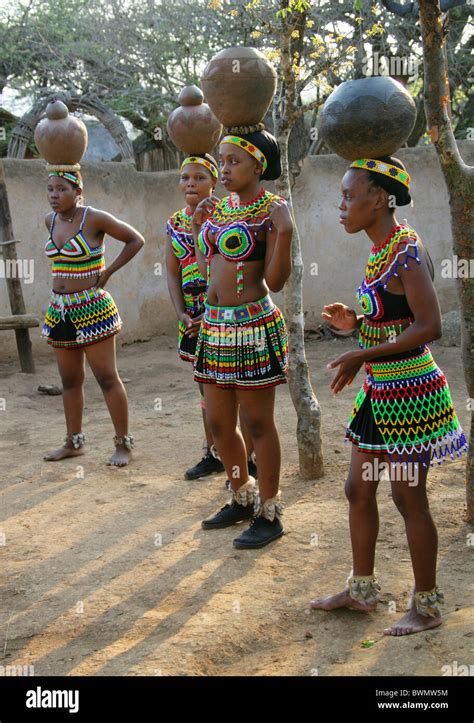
[345,346,468,466]
[193,295,288,389]
[41,287,122,349]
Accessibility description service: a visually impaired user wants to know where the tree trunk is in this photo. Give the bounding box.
[273,3,324,479]
[418,0,473,521]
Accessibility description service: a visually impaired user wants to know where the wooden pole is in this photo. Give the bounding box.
[0,162,36,373]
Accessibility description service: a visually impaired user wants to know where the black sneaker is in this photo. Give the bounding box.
[202,501,255,529]
[185,451,225,480]
[233,515,284,549]
[225,459,258,490]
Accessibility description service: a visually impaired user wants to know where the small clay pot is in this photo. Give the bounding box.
[34,100,88,164]
[167,85,222,154]
[201,47,277,127]
[318,77,417,160]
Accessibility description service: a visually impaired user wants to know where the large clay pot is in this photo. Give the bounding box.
[201,47,277,127]
[318,77,416,160]
[34,100,88,164]
[167,85,222,154]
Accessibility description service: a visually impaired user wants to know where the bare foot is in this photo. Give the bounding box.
[384,606,442,636]
[107,444,131,467]
[310,589,377,612]
[43,444,85,462]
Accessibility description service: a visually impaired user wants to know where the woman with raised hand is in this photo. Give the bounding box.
[310,156,467,635]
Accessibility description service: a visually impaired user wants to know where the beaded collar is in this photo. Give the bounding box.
[208,188,275,227]
[364,224,420,289]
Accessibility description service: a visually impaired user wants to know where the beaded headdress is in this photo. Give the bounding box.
[350,158,411,189]
[180,156,219,179]
[220,134,268,173]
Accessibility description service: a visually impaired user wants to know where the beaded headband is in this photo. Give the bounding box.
[350,159,411,189]
[220,135,268,173]
[48,170,83,189]
[180,156,219,179]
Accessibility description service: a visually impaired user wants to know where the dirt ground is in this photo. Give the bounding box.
[0,333,472,677]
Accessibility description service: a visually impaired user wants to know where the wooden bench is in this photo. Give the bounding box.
[0,314,39,331]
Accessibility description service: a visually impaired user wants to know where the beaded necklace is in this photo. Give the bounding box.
[364,224,420,289]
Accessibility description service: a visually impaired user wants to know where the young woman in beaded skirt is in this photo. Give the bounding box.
[191,125,293,549]
[310,156,468,635]
[166,153,257,482]
[41,169,145,466]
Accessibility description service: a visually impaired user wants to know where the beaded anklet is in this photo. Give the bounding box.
[411,586,444,617]
[255,493,283,521]
[232,476,257,507]
[113,433,134,451]
[347,572,381,605]
[65,432,86,449]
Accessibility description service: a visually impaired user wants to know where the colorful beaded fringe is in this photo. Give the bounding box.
[194,295,288,389]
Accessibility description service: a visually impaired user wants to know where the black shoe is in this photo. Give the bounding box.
[202,500,255,529]
[233,515,284,549]
[185,451,225,480]
[225,459,258,490]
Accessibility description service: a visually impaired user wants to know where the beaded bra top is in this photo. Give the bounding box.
[356,224,424,353]
[197,188,281,295]
[45,206,105,279]
[166,207,206,292]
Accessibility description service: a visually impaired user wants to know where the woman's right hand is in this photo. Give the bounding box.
[192,195,220,228]
[321,303,358,331]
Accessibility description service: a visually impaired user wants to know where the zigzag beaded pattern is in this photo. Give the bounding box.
[41,288,122,348]
[347,350,468,463]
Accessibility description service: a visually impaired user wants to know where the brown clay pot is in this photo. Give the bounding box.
[34,100,88,164]
[317,77,417,160]
[201,47,277,127]
[167,85,222,154]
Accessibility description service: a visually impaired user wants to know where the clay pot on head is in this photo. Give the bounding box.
[201,46,277,128]
[167,85,222,154]
[34,100,88,164]
[317,77,417,160]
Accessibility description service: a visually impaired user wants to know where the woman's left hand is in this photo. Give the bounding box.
[326,350,364,394]
[268,199,293,233]
[96,270,111,289]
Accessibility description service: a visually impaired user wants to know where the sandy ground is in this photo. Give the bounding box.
[0,333,472,677]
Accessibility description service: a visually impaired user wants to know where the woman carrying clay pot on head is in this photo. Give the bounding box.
[191,125,293,549]
[41,167,144,466]
[310,156,467,634]
[166,153,258,483]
